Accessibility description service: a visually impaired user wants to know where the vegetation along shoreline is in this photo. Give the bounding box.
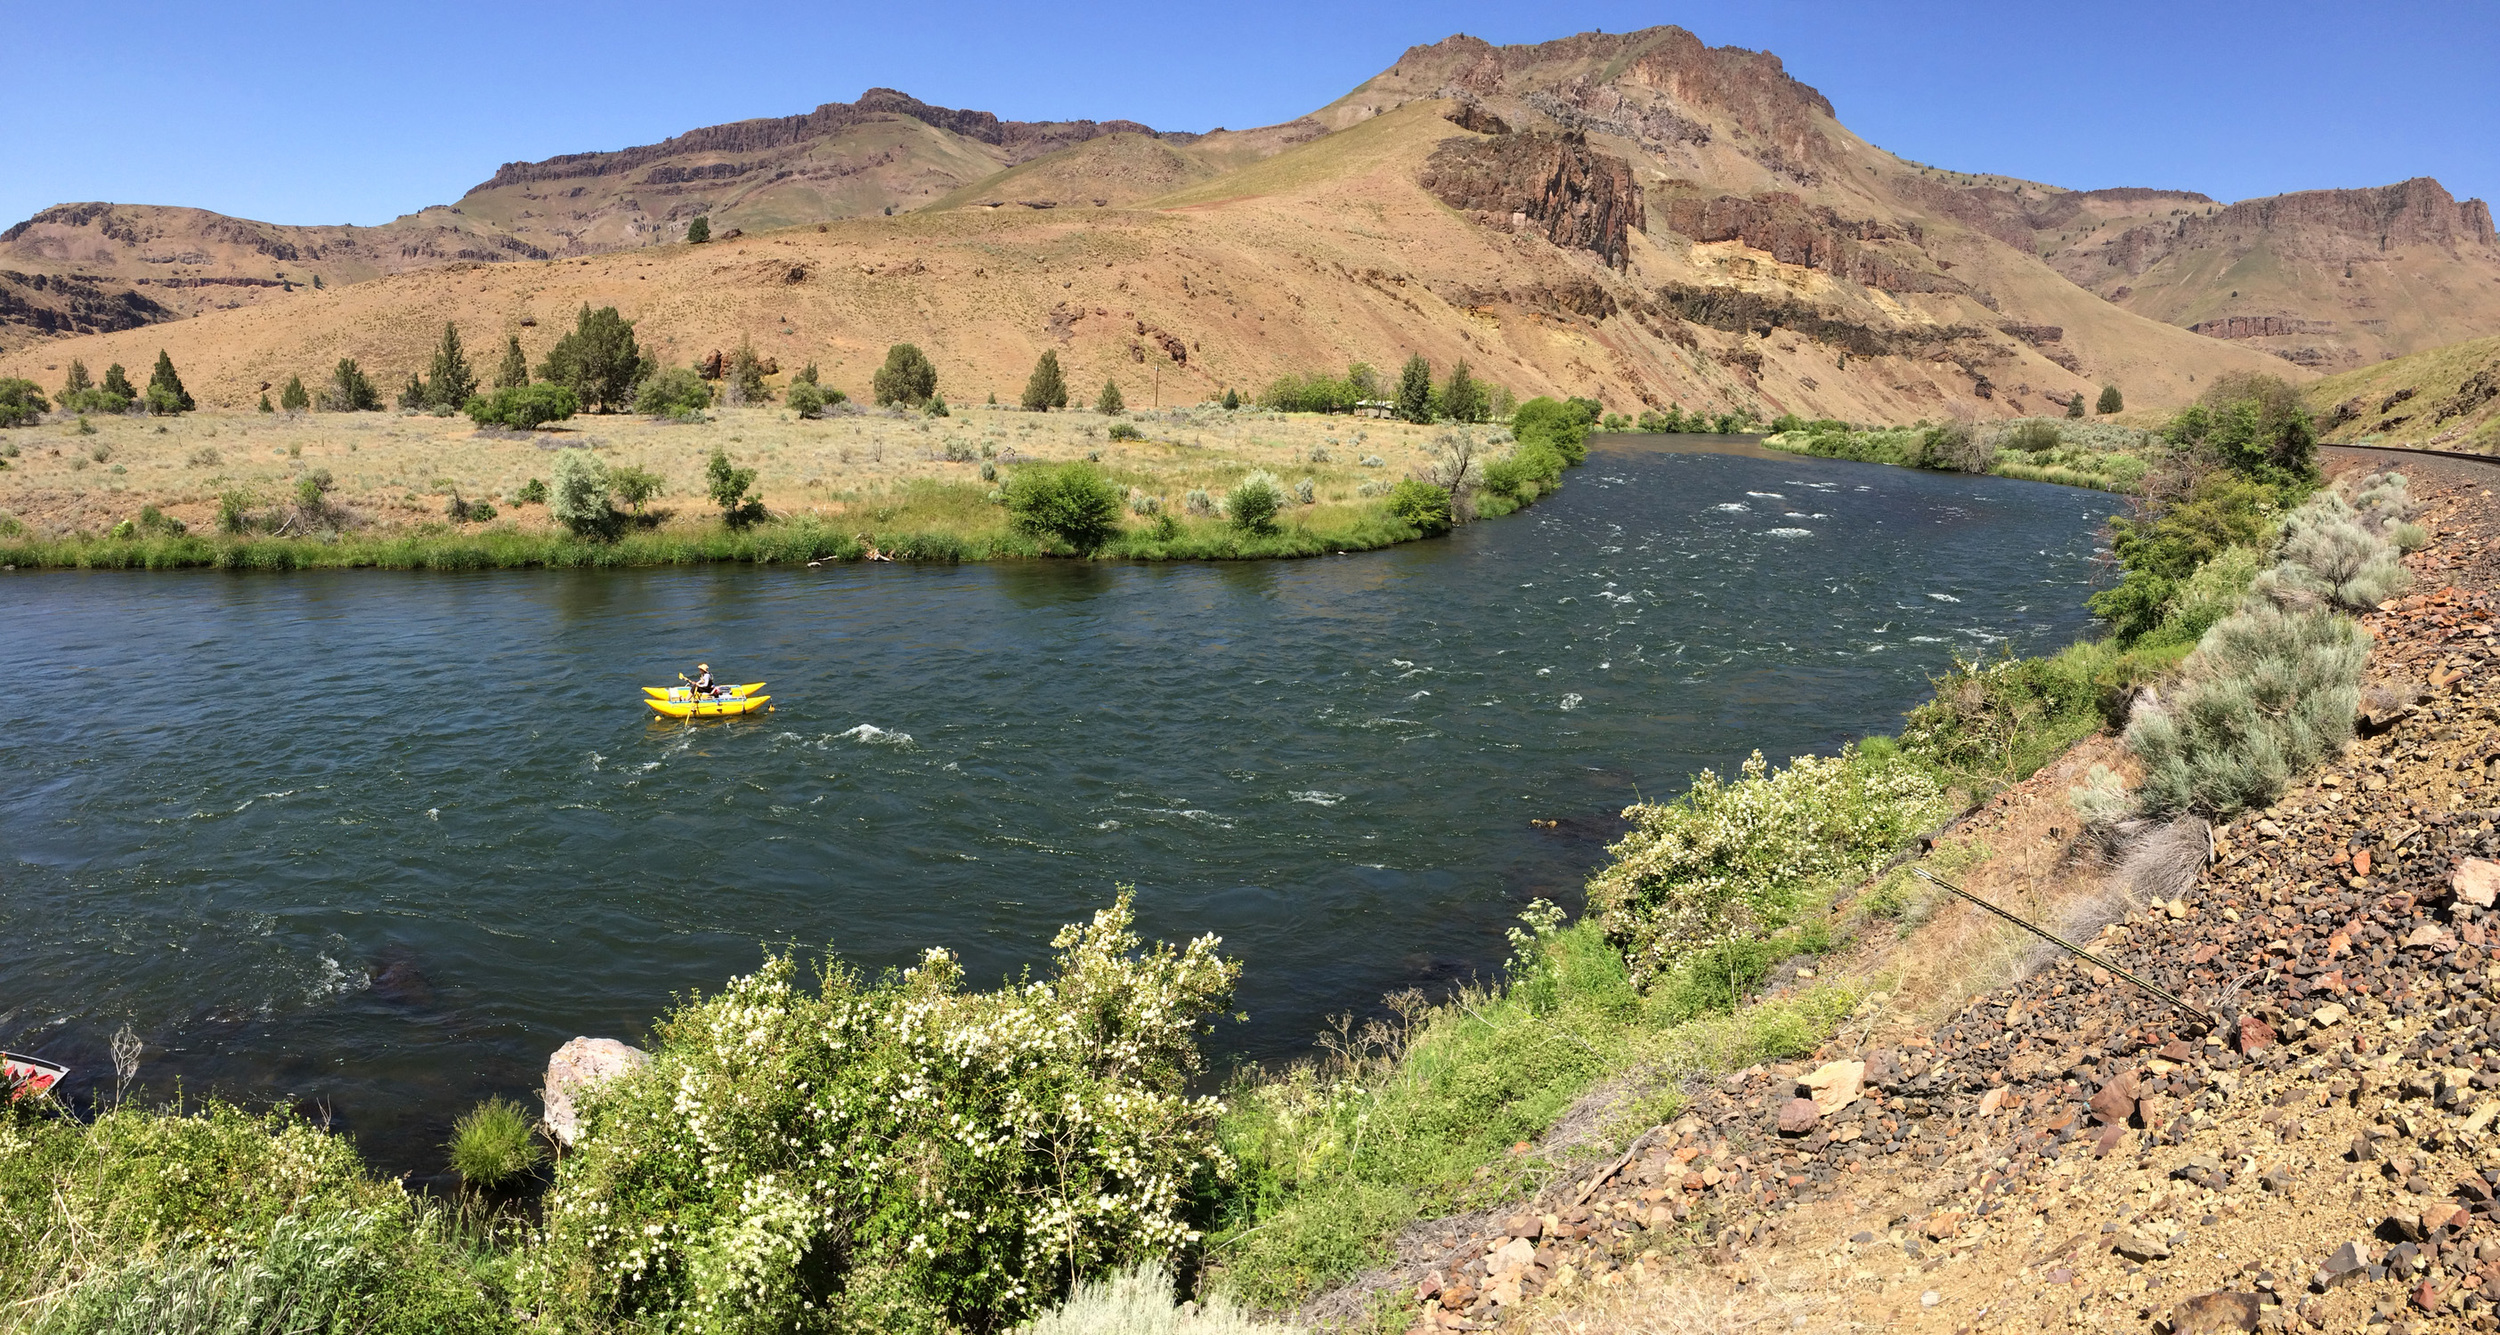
[0,332,1601,573]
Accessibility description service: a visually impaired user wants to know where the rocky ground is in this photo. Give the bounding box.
[1379,452,2500,1335]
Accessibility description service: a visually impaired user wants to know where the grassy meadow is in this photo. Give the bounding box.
[0,402,1465,568]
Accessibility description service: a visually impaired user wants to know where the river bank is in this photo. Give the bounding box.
[1393,451,2499,1332]
[0,401,1505,570]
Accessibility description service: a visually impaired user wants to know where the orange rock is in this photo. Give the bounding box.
[1923,1211,1965,1241]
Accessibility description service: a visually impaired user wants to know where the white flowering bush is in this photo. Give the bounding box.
[1588,748,1954,986]
[522,892,1240,1333]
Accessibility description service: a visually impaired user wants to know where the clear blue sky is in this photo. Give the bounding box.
[8,1,2494,229]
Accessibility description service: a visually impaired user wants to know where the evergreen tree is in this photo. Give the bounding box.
[101,363,135,400]
[398,372,430,410]
[1097,377,1125,415]
[331,359,381,412]
[1221,387,1240,410]
[871,343,938,406]
[1441,359,1485,423]
[537,304,648,413]
[146,350,195,413]
[1021,350,1068,412]
[259,393,274,413]
[495,336,529,390]
[311,274,323,289]
[1394,354,1434,424]
[424,322,477,410]
[2097,384,2124,415]
[2067,391,2087,419]
[686,216,711,244]
[61,360,91,398]
[279,375,311,414]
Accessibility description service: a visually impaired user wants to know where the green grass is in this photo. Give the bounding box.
[1205,918,1856,1310]
[1763,418,2162,494]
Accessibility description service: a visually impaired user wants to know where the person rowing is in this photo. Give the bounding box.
[683,663,723,698]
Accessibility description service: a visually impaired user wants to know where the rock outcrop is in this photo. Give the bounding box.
[1420,132,1643,269]
[2190,314,2341,340]
[0,269,174,340]
[1659,192,1967,295]
[544,1036,651,1147]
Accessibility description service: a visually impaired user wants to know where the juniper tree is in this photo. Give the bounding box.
[1441,359,1485,423]
[279,375,311,414]
[1395,354,1434,423]
[2066,391,2086,419]
[686,216,710,244]
[1021,350,1068,412]
[538,305,648,413]
[146,350,195,413]
[2097,384,2123,415]
[423,322,477,409]
[1097,377,1125,415]
[331,359,381,411]
[61,360,91,398]
[101,364,135,400]
[871,343,938,406]
[725,339,770,406]
[398,372,430,411]
[494,336,529,390]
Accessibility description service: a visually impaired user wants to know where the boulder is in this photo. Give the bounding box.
[544,1036,651,1147]
[2173,1290,2262,1334]
[2456,858,2500,910]
[1802,1059,1866,1114]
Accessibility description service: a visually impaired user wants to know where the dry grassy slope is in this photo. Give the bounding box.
[0,98,2292,424]
[0,202,547,323]
[925,134,1225,212]
[2037,179,2500,371]
[2305,335,2500,454]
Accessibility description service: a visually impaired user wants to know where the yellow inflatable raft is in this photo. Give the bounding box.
[644,683,771,718]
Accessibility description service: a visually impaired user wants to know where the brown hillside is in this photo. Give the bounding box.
[0,28,2298,421]
[2040,177,2500,369]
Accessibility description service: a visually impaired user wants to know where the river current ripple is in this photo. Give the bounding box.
[0,436,2112,1176]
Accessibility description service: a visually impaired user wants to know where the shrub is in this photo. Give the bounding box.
[522,894,1238,1332]
[0,378,47,426]
[447,1096,543,1190]
[685,215,710,244]
[0,1103,509,1335]
[465,383,580,430]
[2136,544,2267,650]
[2257,496,2411,611]
[786,379,846,419]
[2088,472,2284,642]
[1511,396,1591,464]
[549,450,619,538]
[705,447,765,527]
[724,339,770,406]
[1023,349,1069,412]
[1127,488,1161,515]
[1107,420,1144,441]
[1183,488,1214,516]
[1912,419,1995,472]
[1226,470,1286,533]
[514,478,548,506]
[2097,384,2124,415]
[538,304,650,413]
[135,503,186,536]
[634,366,713,419]
[2165,372,2317,487]
[1004,460,1123,553]
[1588,748,1954,987]
[1023,1266,1299,1335]
[2005,419,2061,453]
[2127,603,2369,816]
[217,489,257,534]
[609,464,664,513]
[444,493,496,523]
[873,343,939,406]
[1383,478,1451,534]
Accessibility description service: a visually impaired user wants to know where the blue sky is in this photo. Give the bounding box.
[7,1,2494,228]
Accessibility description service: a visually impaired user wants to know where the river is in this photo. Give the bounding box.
[0,436,2113,1177]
